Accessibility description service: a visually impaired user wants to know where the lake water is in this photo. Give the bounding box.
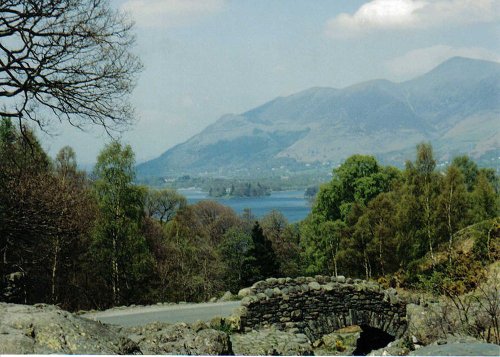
[178,189,311,223]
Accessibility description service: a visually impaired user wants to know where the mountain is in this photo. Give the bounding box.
[138,57,500,178]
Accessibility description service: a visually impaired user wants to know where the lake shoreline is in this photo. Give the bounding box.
[177,188,311,223]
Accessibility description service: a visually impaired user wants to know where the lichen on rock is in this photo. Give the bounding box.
[0,303,139,354]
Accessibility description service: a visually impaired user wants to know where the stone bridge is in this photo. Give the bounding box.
[232,275,407,341]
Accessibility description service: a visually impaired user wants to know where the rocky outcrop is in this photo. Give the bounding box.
[0,303,232,355]
[230,327,313,355]
[233,276,407,341]
[367,338,412,356]
[313,326,362,356]
[3,285,495,355]
[0,303,139,354]
[218,291,237,302]
[119,321,232,355]
[409,339,500,356]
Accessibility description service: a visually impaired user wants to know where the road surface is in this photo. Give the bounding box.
[82,301,241,327]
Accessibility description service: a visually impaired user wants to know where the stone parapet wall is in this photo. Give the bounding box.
[234,275,407,341]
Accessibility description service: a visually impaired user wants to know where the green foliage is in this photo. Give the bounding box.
[405,217,499,294]
[260,210,301,277]
[479,168,499,193]
[247,222,280,284]
[470,172,498,222]
[313,180,343,221]
[304,154,401,277]
[304,185,319,203]
[471,219,500,263]
[364,192,400,276]
[144,188,186,224]
[452,155,479,192]
[210,318,235,335]
[2,125,497,311]
[402,144,442,260]
[0,118,15,145]
[219,228,255,293]
[302,142,498,284]
[0,118,51,173]
[93,142,142,221]
[160,210,225,302]
[301,216,347,276]
[91,141,153,305]
[417,253,485,296]
[435,164,470,255]
[313,155,400,223]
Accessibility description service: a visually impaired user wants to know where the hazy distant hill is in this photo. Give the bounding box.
[138,57,499,178]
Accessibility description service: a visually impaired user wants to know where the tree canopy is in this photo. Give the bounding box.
[302,144,498,281]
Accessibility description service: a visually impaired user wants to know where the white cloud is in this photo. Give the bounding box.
[386,45,500,80]
[325,0,499,38]
[121,0,225,28]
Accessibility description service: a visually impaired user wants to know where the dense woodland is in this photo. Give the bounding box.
[0,119,498,311]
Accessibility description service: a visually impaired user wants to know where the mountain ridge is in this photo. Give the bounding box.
[138,57,500,178]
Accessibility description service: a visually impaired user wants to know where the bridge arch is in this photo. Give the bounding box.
[233,275,407,342]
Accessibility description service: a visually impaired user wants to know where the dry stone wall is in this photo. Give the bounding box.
[234,275,407,341]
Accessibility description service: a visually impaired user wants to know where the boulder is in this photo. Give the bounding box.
[308,282,321,290]
[313,329,361,356]
[335,276,346,283]
[231,327,313,355]
[237,287,253,298]
[368,338,411,356]
[409,342,500,356]
[121,321,232,355]
[0,303,139,354]
[218,291,236,302]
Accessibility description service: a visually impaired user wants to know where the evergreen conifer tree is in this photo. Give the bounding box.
[247,222,279,283]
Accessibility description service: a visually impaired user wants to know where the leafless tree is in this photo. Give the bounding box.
[144,188,187,224]
[0,0,142,131]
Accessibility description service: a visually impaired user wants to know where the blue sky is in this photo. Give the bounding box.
[39,0,500,165]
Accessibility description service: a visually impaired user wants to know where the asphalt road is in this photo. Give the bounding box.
[82,301,241,327]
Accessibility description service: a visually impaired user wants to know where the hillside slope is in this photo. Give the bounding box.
[138,57,500,177]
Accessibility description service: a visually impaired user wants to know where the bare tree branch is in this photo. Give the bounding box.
[0,0,142,132]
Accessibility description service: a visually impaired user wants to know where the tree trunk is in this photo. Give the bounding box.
[447,185,454,263]
[112,232,119,306]
[51,237,60,303]
[379,237,384,276]
[425,195,435,268]
[378,220,385,276]
[364,251,370,280]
